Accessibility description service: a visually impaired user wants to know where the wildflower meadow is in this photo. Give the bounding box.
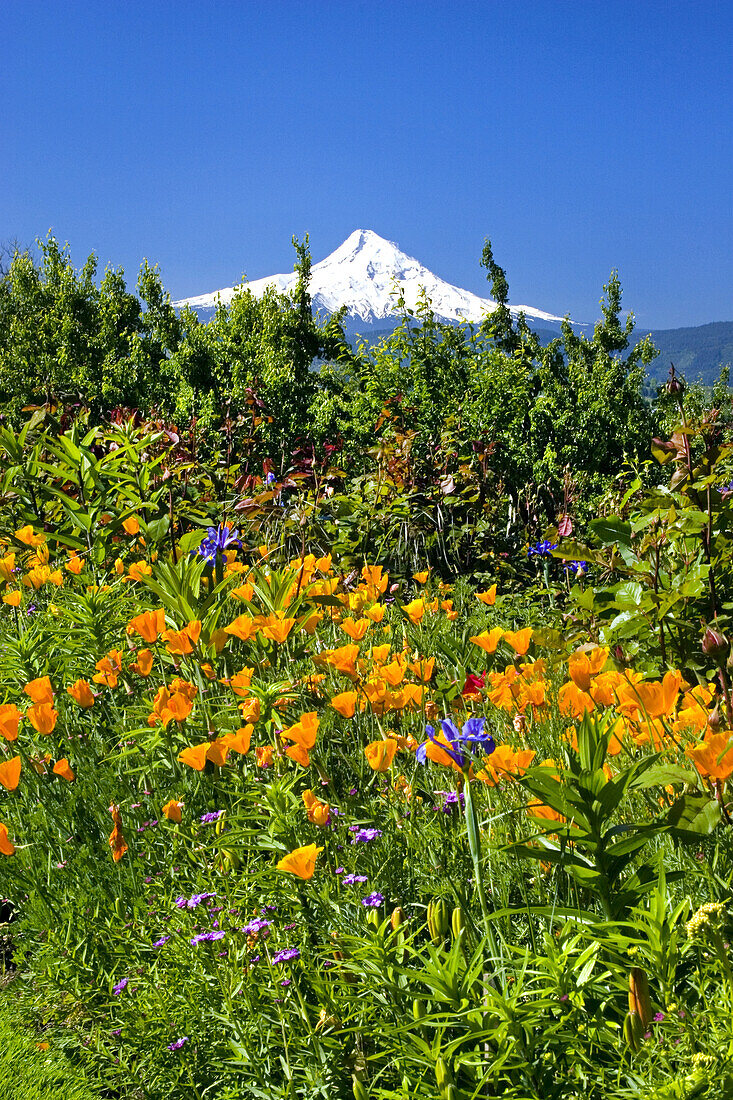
[0,244,731,1100]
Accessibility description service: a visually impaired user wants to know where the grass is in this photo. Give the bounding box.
[0,981,100,1100]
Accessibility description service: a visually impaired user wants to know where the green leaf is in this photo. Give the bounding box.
[589,517,632,547]
[667,791,721,838]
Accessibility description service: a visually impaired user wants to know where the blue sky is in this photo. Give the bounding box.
[3,0,731,328]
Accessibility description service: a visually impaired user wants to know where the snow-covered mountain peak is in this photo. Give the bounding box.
[175,231,568,327]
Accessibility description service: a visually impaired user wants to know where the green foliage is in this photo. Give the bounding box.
[0,989,100,1099]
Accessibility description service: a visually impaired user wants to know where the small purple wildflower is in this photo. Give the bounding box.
[272,948,300,964]
[186,892,216,909]
[200,811,224,824]
[351,828,382,843]
[361,892,385,907]
[112,978,128,995]
[243,918,272,936]
[653,1012,665,1022]
[190,930,225,945]
[152,936,171,947]
[167,1036,189,1051]
[342,874,368,885]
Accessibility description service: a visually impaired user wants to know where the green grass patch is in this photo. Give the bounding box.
[0,985,100,1100]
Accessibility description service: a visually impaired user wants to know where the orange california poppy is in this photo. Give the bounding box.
[568,647,609,692]
[205,739,231,767]
[108,804,128,862]
[130,649,154,677]
[0,553,16,582]
[367,644,389,667]
[67,680,95,708]
[402,598,425,624]
[0,823,15,856]
[93,650,123,688]
[413,570,430,584]
[15,525,45,547]
[558,680,595,719]
[285,743,311,767]
[122,516,140,535]
[503,628,533,656]
[162,799,183,823]
[331,690,358,718]
[165,693,194,724]
[0,755,21,790]
[27,703,58,735]
[0,704,21,742]
[52,758,75,782]
[339,617,370,641]
[408,657,435,682]
[127,608,165,643]
[169,678,198,702]
[475,585,497,605]
[227,667,254,697]
[632,670,684,720]
[224,614,258,642]
[276,843,323,879]
[255,745,275,768]
[526,798,566,825]
[261,616,296,644]
[364,739,398,772]
[230,582,254,603]
[222,726,253,754]
[65,553,84,575]
[686,732,733,781]
[2,590,21,607]
[162,620,202,655]
[24,676,54,705]
[363,604,385,623]
[382,659,407,687]
[281,713,320,751]
[127,561,152,582]
[470,627,504,654]
[178,742,212,771]
[302,789,331,825]
[239,697,261,724]
[476,745,536,785]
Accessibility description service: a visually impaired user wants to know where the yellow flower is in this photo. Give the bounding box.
[331,691,358,718]
[0,756,21,790]
[0,822,15,856]
[162,799,183,823]
[403,598,425,625]
[503,628,533,656]
[276,843,323,879]
[364,739,398,771]
[475,585,497,605]
[470,627,504,654]
[52,758,75,782]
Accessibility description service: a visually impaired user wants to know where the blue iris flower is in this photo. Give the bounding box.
[416,717,495,769]
[527,540,558,559]
[197,523,242,564]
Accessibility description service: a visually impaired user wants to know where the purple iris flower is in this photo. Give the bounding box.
[197,523,242,564]
[416,717,495,769]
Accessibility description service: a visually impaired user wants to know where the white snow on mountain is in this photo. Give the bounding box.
[174,229,568,327]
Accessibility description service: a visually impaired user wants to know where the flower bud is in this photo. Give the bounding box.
[702,627,729,660]
[390,906,406,930]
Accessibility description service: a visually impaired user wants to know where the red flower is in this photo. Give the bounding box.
[462,672,486,696]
